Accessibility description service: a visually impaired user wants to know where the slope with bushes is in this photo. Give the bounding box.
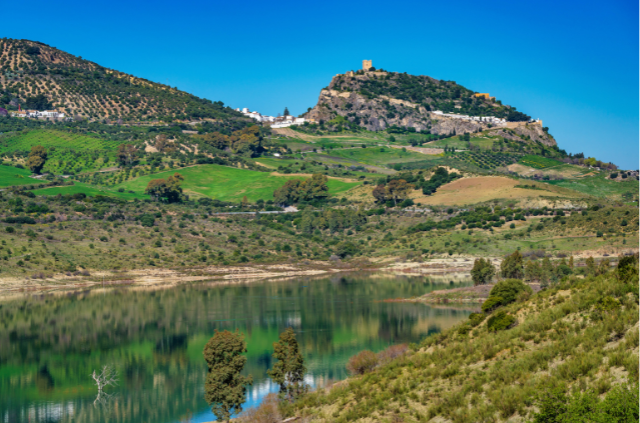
[289,260,639,422]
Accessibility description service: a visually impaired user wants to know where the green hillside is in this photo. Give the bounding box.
[290,268,639,422]
[0,163,34,186]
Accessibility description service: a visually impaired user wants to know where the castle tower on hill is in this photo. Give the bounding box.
[363,60,372,71]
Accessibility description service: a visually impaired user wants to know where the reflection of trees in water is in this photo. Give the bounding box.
[0,274,474,423]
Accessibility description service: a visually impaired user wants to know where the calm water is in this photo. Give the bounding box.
[0,273,475,423]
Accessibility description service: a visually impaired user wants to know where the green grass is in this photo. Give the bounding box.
[518,154,563,169]
[0,165,35,187]
[548,173,639,199]
[323,147,426,166]
[114,164,360,202]
[30,182,144,200]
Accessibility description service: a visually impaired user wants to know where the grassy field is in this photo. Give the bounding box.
[322,147,426,166]
[30,182,144,200]
[548,173,639,199]
[114,164,360,202]
[0,165,36,187]
[518,154,563,169]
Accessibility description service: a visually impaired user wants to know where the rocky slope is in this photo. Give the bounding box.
[0,38,248,124]
[304,69,556,146]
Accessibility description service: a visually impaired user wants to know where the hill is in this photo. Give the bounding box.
[0,38,248,124]
[302,67,556,147]
[289,265,639,422]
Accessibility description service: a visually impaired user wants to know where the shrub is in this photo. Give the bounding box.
[489,278,532,305]
[487,310,516,332]
[481,296,505,313]
[346,350,378,375]
[139,214,155,227]
[377,344,408,365]
[468,313,486,327]
[5,227,14,233]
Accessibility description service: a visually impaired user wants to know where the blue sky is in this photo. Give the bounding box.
[3,0,638,168]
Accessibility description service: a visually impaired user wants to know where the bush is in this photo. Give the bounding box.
[468,312,486,327]
[139,214,155,227]
[489,278,532,305]
[5,216,36,224]
[487,310,516,332]
[377,344,408,365]
[481,296,505,313]
[346,350,378,375]
[5,227,14,233]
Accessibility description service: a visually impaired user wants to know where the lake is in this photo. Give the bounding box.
[0,272,475,422]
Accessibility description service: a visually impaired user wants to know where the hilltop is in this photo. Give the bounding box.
[302,66,556,147]
[0,38,248,124]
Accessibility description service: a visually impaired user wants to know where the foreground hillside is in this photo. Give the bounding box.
[0,38,247,123]
[289,266,639,422]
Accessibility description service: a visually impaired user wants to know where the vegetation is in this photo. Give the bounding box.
[288,257,639,422]
[0,38,250,124]
[471,258,495,286]
[203,330,253,422]
[268,328,308,401]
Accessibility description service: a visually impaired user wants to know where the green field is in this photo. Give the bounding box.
[30,182,144,200]
[548,173,639,199]
[114,164,360,202]
[0,165,36,187]
[518,154,563,169]
[426,135,497,150]
[321,146,426,166]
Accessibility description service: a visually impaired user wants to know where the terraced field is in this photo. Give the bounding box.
[518,154,563,169]
[0,129,121,174]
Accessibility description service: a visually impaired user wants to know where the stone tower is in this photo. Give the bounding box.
[362,60,372,71]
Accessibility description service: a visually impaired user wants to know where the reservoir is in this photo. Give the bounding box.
[0,272,475,422]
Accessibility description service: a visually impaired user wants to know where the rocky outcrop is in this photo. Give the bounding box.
[304,71,556,146]
[491,124,556,147]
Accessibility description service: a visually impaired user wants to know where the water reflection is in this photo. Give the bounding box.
[0,273,476,423]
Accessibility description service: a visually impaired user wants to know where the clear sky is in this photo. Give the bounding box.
[3,0,638,169]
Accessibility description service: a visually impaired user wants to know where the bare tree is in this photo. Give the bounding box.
[91,365,118,406]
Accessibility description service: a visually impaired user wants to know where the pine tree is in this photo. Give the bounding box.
[268,328,307,401]
[203,330,253,422]
[283,107,290,116]
[500,250,524,279]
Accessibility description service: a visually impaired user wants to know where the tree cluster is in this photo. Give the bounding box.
[145,172,184,203]
[198,125,264,157]
[273,174,329,206]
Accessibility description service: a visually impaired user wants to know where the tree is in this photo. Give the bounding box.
[24,94,52,110]
[372,184,388,203]
[267,328,307,401]
[91,365,118,406]
[471,258,495,286]
[273,174,329,206]
[283,107,290,116]
[386,179,413,206]
[145,173,184,203]
[116,144,138,167]
[27,145,47,174]
[203,330,253,422]
[500,250,524,279]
